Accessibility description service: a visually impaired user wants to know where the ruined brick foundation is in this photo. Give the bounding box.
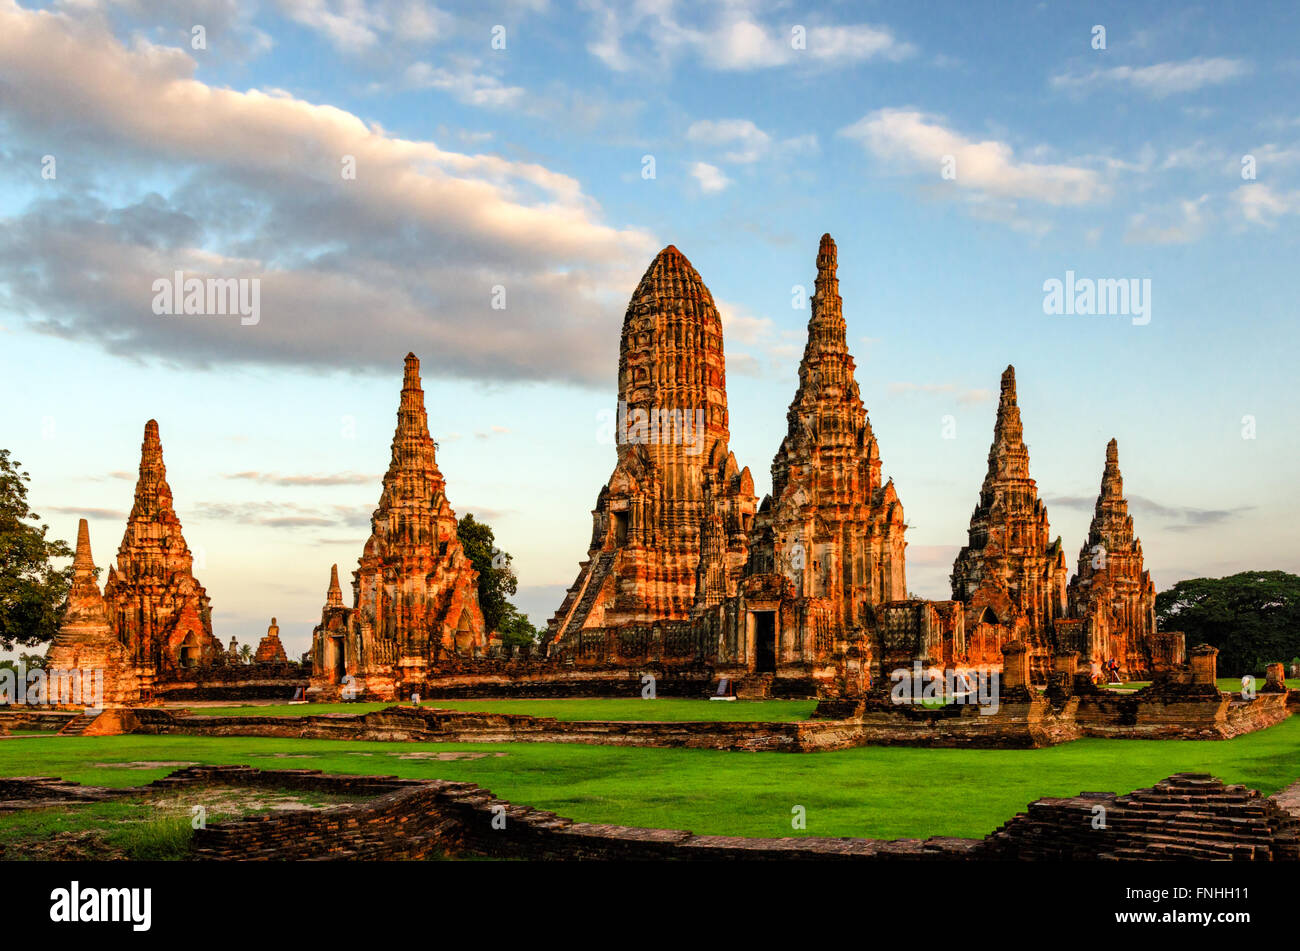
[1,767,1294,862]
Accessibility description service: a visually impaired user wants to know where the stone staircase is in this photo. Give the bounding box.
[558,551,616,640]
[58,712,97,736]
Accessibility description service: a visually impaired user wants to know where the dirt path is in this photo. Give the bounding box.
[1269,779,1300,818]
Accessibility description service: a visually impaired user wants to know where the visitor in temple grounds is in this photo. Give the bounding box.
[411,691,420,706]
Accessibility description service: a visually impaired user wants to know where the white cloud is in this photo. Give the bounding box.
[839,108,1106,206]
[1233,184,1300,225]
[1245,142,1300,168]
[1051,57,1251,99]
[400,60,525,108]
[806,24,913,64]
[1124,194,1209,245]
[0,0,657,385]
[687,119,771,163]
[717,301,774,345]
[60,0,274,61]
[687,118,818,164]
[274,0,453,52]
[585,2,914,73]
[690,161,731,193]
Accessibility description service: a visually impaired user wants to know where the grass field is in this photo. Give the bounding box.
[2,715,1298,842]
[0,785,373,860]
[195,698,819,721]
[1107,678,1298,693]
[195,680,1295,717]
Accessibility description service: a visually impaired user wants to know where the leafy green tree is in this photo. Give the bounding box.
[238,644,253,665]
[0,652,48,676]
[497,607,540,648]
[0,450,74,651]
[457,513,518,633]
[1156,571,1300,675]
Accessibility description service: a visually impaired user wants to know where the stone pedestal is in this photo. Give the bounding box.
[1189,644,1219,687]
[1264,662,1287,693]
[1152,631,1186,672]
[1001,641,1030,690]
[1053,651,1079,678]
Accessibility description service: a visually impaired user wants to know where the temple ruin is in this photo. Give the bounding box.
[45,520,136,705]
[548,245,756,657]
[48,233,1200,704]
[102,420,226,690]
[308,353,487,700]
[1056,439,1164,678]
[735,234,911,694]
[950,367,1070,683]
[45,421,236,703]
[254,617,289,665]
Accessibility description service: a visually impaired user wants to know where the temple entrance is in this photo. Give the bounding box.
[179,633,199,669]
[613,511,629,545]
[454,609,475,652]
[330,635,346,683]
[753,611,776,673]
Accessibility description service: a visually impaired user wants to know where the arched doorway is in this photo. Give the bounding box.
[454,609,475,652]
[179,633,200,669]
[328,635,346,683]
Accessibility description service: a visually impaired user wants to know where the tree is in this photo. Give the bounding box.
[0,450,74,651]
[238,644,253,665]
[0,652,48,676]
[1156,571,1300,676]
[497,607,540,649]
[457,513,518,633]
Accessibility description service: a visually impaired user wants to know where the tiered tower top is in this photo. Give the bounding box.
[982,366,1032,489]
[774,233,880,502]
[371,353,453,532]
[1082,438,1137,554]
[114,419,199,582]
[616,245,731,462]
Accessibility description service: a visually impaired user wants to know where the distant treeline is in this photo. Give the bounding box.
[1157,571,1300,676]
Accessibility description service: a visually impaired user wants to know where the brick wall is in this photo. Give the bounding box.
[980,773,1300,861]
[181,767,1300,862]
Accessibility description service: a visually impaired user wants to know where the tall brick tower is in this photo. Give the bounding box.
[549,245,755,648]
[103,420,222,686]
[739,234,906,682]
[46,519,136,705]
[312,354,486,699]
[1063,439,1158,676]
[951,366,1068,681]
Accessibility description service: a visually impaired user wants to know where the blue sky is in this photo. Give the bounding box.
[2,0,1297,659]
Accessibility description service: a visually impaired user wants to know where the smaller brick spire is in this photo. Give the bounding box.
[73,518,94,576]
[984,365,1029,484]
[1101,438,1122,497]
[326,564,344,608]
[1085,438,1134,550]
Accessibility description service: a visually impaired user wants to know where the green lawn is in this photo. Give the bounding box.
[1107,678,1298,694]
[0,785,373,860]
[2,715,1298,842]
[195,698,818,722]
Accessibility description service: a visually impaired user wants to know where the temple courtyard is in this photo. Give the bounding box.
[2,696,1299,859]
